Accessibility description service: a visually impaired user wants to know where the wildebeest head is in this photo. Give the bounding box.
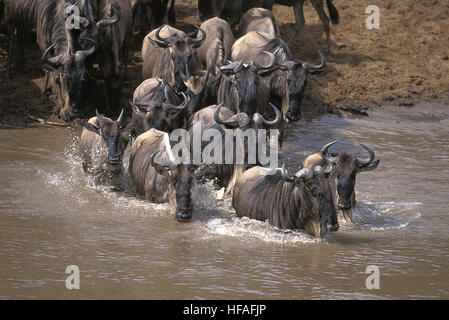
[184,66,210,115]
[150,150,210,222]
[320,142,380,221]
[42,37,97,121]
[130,80,188,134]
[76,1,119,49]
[276,51,325,121]
[149,25,207,93]
[214,102,282,131]
[281,163,339,236]
[85,109,129,171]
[218,50,277,115]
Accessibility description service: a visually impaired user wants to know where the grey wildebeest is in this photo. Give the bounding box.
[142,24,206,94]
[188,102,282,195]
[185,17,235,114]
[129,128,209,221]
[198,0,339,52]
[232,31,325,122]
[130,77,188,135]
[232,163,339,238]
[301,141,380,222]
[38,0,98,121]
[80,109,129,187]
[238,7,280,37]
[3,0,96,120]
[76,0,133,111]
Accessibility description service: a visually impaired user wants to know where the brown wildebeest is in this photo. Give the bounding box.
[142,25,206,93]
[232,31,325,122]
[187,102,282,195]
[129,128,209,221]
[301,142,380,222]
[80,109,129,187]
[232,162,338,238]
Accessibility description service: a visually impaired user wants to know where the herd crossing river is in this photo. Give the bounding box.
[0,105,448,299]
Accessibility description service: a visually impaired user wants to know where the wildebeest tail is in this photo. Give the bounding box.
[326,0,340,25]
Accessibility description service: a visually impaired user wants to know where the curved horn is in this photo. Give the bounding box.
[186,25,207,48]
[42,44,61,69]
[95,109,104,128]
[150,150,174,172]
[256,103,282,127]
[155,25,178,44]
[96,7,119,29]
[281,164,295,183]
[320,141,337,156]
[116,109,124,125]
[163,92,188,112]
[357,143,375,167]
[253,51,276,70]
[213,103,238,126]
[75,37,96,62]
[303,50,325,71]
[314,160,333,177]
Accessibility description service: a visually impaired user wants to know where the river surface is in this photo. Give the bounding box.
[1,107,448,299]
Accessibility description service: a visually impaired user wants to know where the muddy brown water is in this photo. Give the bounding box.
[1,106,448,299]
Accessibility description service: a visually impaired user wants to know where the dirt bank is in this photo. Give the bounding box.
[1,0,448,126]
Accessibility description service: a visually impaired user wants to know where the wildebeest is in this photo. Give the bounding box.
[76,0,133,111]
[130,77,188,135]
[79,109,129,187]
[301,141,380,222]
[37,0,99,120]
[185,17,235,114]
[232,163,338,237]
[142,24,206,93]
[217,50,277,117]
[188,102,281,195]
[198,0,339,52]
[129,128,209,221]
[232,31,325,121]
[238,7,280,37]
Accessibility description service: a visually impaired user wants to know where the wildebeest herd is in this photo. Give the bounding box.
[2,0,380,238]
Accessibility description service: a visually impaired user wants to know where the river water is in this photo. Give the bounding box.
[1,106,448,299]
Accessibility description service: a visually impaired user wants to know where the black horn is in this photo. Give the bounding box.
[163,92,188,112]
[42,44,61,69]
[357,144,375,167]
[116,109,124,125]
[320,141,337,156]
[281,164,295,183]
[253,51,276,70]
[75,37,96,62]
[155,25,178,44]
[303,50,325,71]
[97,6,119,29]
[254,103,282,127]
[186,25,207,49]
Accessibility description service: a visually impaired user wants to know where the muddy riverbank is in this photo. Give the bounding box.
[0,0,448,126]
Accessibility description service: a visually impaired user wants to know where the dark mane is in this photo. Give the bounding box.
[240,170,318,230]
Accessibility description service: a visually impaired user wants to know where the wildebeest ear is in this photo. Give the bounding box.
[357,159,380,173]
[84,122,100,134]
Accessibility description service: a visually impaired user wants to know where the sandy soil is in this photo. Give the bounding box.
[1,0,448,126]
